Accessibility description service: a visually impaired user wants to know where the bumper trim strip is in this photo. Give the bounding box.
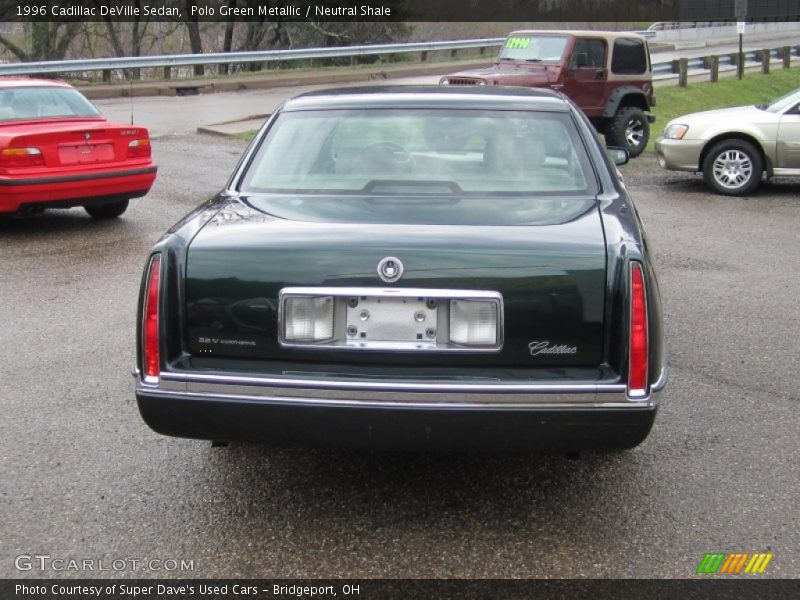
[0,165,157,186]
[140,387,656,411]
[159,370,628,394]
[135,363,668,409]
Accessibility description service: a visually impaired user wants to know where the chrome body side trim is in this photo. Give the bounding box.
[134,362,667,410]
[280,286,504,300]
[141,388,653,411]
[159,370,623,394]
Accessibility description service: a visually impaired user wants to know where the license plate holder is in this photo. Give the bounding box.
[346,296,438,347]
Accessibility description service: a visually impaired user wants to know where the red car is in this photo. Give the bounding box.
[0,77,156,218]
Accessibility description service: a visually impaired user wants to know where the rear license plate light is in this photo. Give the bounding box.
[283,296,334,343]
[449,299,498,346]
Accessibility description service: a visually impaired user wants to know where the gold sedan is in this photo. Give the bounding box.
[655,87,800,195]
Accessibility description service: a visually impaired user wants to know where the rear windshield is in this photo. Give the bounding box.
[240,108,597,196]
[498,35,569,61]
[0,86,100,121]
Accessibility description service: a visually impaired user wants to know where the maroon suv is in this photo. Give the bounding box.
[441,30,656,157]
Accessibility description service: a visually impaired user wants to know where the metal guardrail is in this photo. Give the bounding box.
[0,38,507,77]
[651,46,800,77]
[0,32,658,78]
[0,32,793,84]
[648,21,730,31]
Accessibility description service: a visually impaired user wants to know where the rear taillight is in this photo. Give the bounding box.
[628,262,649,397]
[142,255,161,383]
[128,138,151,158]
[0,147,43,167]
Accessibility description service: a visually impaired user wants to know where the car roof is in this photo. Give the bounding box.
[0,77,73,89]
[508,29,648,41]
[284,85,572,112]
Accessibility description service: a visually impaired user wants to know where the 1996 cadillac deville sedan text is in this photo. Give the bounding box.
[134,86,667,451]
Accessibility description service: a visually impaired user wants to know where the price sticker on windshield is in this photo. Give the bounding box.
[506,37,531,49]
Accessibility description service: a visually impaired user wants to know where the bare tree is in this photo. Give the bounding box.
[219,0,236,75]
[101,1,151,79]
[0,21,82,62]
[183,0,205,75]
[0,0,412,75]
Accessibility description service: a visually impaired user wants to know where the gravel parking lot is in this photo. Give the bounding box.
[1,135,798,578]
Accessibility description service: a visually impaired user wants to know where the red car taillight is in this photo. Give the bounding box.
[143,255,161,382]
[628,262,649,397]
[0,147,43,167]
[128,138,151,159]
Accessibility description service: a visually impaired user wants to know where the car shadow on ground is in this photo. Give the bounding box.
[0,209,153,263]
[199,441,655,528]
[654,177,800,203]
[0,209,125,235]
[622,157,800,200]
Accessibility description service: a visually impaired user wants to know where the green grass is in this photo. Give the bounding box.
[232,130,257,142]
[647,67,800,152]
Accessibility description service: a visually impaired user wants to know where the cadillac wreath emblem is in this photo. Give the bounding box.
[377,256,404,283]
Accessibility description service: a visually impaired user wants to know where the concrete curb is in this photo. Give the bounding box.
[197,114,270,137]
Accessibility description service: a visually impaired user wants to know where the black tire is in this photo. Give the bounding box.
[84,199,129,219]
[701,139,763,196]
[605,106,650,158]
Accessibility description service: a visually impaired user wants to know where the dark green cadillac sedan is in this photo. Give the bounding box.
[135,86,667,451]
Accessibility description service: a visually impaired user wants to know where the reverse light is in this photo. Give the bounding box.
[628,262,649,398]
[0,147,43,167]
[664,124,689,140]
[449,299,498,346]
[127,138,151,158]
[283,296,334,343]
[143,255,161,383]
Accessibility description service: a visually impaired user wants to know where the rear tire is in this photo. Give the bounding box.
[85,199,129,219]
[605,106,650,158]
[701,139,762,196]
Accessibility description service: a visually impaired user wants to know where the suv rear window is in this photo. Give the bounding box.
[611,38,647,75]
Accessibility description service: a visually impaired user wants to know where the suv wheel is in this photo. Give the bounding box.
[85,200,129,219]
[606,106,649,158]
[702,140,762,196]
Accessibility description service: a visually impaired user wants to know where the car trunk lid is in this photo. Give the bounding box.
[183,196,608,368]
[0,119,144,168]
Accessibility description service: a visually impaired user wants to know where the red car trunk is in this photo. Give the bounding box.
[0,119,143,168]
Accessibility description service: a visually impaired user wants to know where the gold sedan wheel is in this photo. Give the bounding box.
[702,140,763,196]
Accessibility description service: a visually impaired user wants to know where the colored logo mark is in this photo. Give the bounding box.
[696,552,773,574]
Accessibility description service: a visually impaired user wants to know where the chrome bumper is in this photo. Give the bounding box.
[134,365,667,411]
[134,366,667,449]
